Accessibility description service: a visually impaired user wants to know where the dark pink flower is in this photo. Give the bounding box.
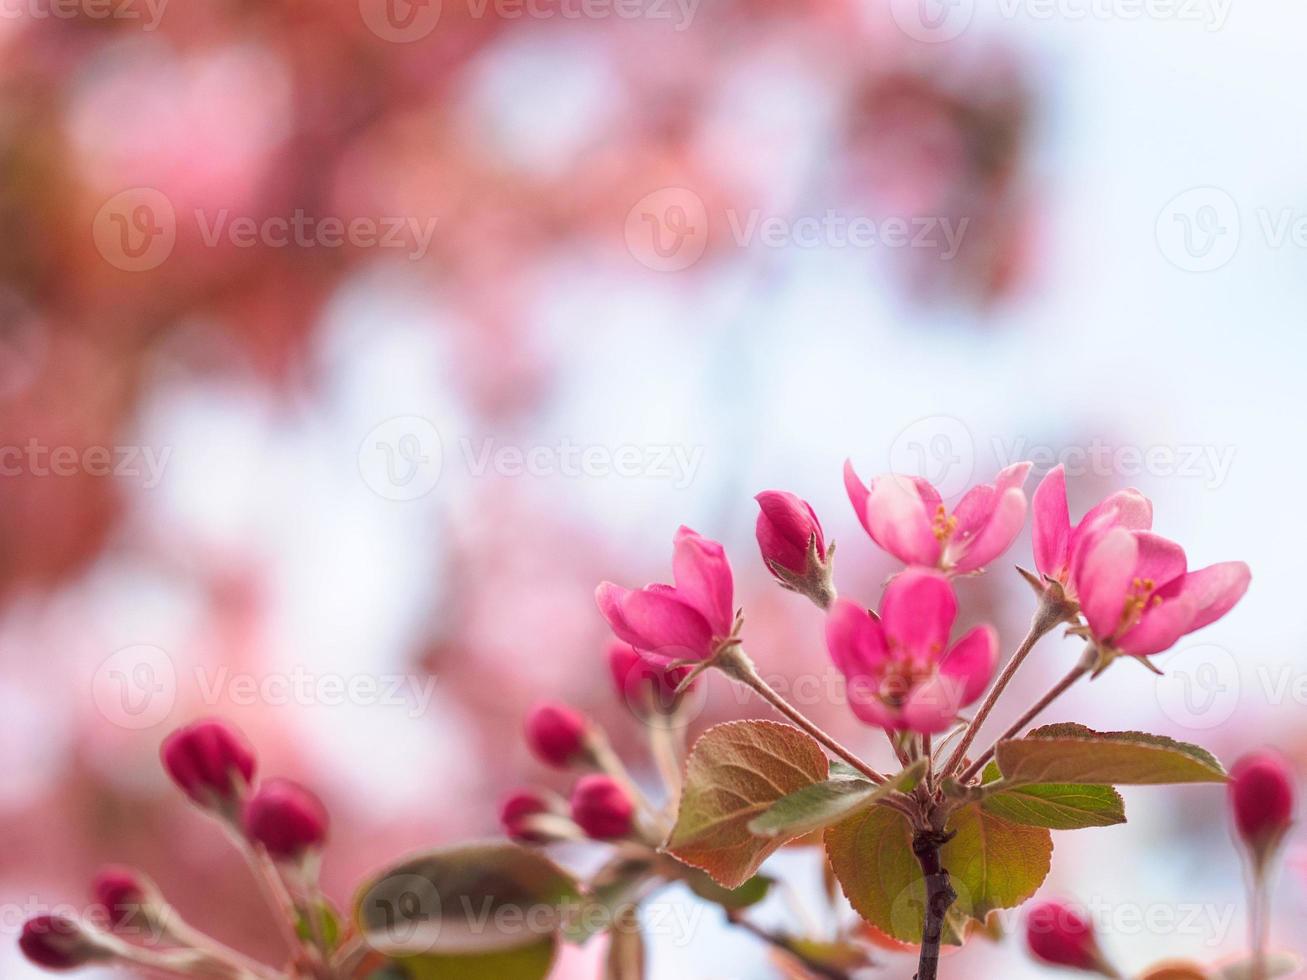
[500,791,554,843]
[1229,750,1295,867]
[1026,901,1112,975]
[19,916,107,971]
[825,568,997,733]
[1032,464,1153,591]
[92,866,158,931]
[160,719,256,812]
[844,461,1031,574]
[569,775,635,840]
[607,641,691,714]
[524,702,589,768]
[243,778,329,861]
[1072,527,1250,656]
[755,491,826,575]
[595,526,735,665]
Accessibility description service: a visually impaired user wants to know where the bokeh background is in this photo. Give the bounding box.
[1,0,1304,976]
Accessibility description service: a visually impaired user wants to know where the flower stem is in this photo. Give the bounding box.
[725,912,853,980]
[715,646,887,785]
[959,646,1096,784]
[911,830,956,980]
[941,593,1068,779]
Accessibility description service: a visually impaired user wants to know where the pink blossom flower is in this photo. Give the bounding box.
[1072,527,1250,656]
[1025,901,1113,975]
[595,527,735,666]
[1229,750,1295,867]
[825,568,997,733]
[1032,464,1153,591]
[500,791,554,843]
[160,719,256,813]
[243,778,329,861]
[755,491,826,576]
[570,775,635,840]
[843,461,1032,574]
[524,702,589,768]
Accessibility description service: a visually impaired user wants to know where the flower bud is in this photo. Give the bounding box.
[524,702,590,769]
[20,916,112,971]
[92,865,163,933]
[570,775,635,840]
[1229,749,1295,869]
[1026,901,1114,976]
[755,491,834,608]
[607,641,691,715]
[243,778,329,861]
[500,790,556,843]
[160,719,256,815]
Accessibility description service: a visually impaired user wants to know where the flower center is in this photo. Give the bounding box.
[1117,576,1163,635]
[932,504,958,543]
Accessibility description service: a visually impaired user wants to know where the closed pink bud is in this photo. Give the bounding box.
[756,491,826,575]
[500,791,553,843]
[607,641,691,715]
[524,702,589,768]
[92,866,160,930]
[160,719,256,813]
[243,778,329,860]
[20,916,109,970]
[1229,750,1295,867]
[1026,901,1112,975]
[570,775,634,840]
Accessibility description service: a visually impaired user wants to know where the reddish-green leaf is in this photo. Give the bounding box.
[665,721,829,888]
[995,724,1227,787]
[981,782,1125,830]
[825,804,1051,943]
[354,842,581,958]
[748,759,926,839]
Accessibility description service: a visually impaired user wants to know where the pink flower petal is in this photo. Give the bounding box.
[939,625,999,706]
[843,675,899,728]
[1169,561,1251,632]
[951,483,996,541]
[1032,465,1071,580]
[1117,592,1198,656]
[866,475,942,566]
[596,582,643,648]
[1074,527,1138,642]
[994,460,1034,494]
[901,674,970,733]
[671,526,734,638]
[825,598,890,676]
[952,487,1028,573]
[843,460,873,537]
[619,588,715,663]
[1131,532,1187,589]
[755,491,824,573]
[879,568,957,666]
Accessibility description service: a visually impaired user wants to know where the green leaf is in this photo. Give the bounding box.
[385,943,557,980]
[995,724,1227,787]
[681,869,774,910]
[943,806,1052,923]
[747,759,927,839]
[824,805,945,944]
[825,804,1051,943]
[354,841,581,957]
[297,897,342,952]
[664,721,829,888]
[1215,952,1302,980]
[981,783,1126,830]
